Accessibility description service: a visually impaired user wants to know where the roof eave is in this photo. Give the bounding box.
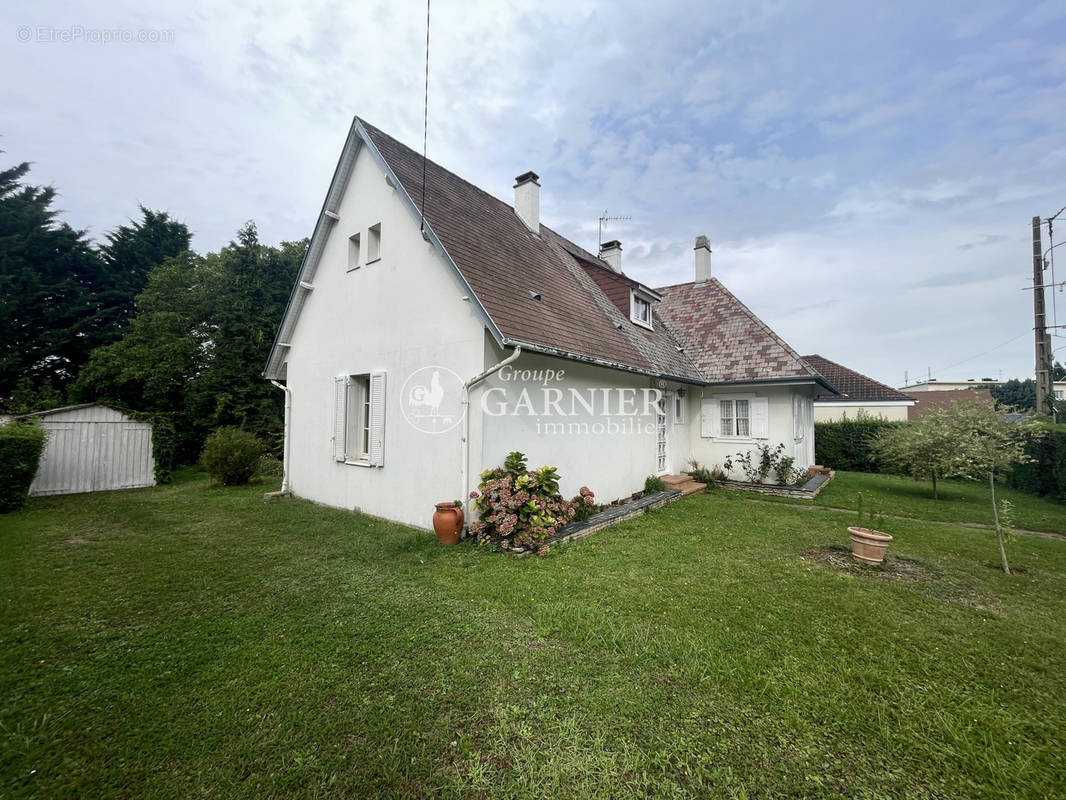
[504,338,705,385]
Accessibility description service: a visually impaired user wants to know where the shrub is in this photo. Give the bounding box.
[727,443,806,485]
[644,475,666,493]
[815,417,905,473]
[1005,423,1066,502]
[200,427,263,486]
[468,451,593,554]
[256,454,284,478]
[0,421,47,513]
[685,460,724,486]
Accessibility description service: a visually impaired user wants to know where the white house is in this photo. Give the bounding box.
[263,118,837,529]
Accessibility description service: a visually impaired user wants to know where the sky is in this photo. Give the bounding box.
[4,0,1065,389]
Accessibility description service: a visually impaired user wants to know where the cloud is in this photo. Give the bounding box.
[2,0,1063,385]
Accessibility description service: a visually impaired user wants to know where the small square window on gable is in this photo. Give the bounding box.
[347,233,361,271]
[630,289,653,330]
[367,223,381,263]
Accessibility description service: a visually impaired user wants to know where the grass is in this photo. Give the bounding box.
[1,469,1065,798]
[755,470,1066,534]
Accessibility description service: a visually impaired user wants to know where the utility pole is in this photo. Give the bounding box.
[1033,216,1053,414]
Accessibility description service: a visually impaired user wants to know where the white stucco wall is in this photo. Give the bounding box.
[684,385,817,480]
[813,403,911,423]
[473,349,673,505]
[282,144,487,529]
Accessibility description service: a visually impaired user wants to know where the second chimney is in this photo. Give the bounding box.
[514,171,540,233]
[694,235,711,283]
[599,240,622,273]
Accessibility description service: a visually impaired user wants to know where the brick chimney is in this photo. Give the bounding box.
[513,171,540,233]
[694,235,711,284]
[599,240,622,273]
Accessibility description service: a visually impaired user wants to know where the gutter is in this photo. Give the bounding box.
[460,346,522,522]
[265,380,292,498]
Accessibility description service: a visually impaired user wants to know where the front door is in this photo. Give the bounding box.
[656,394,669,474]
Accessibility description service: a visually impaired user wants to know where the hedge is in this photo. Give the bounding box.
[1005,422,1066,502]
[814,417,904,473]
[0,421,47,513]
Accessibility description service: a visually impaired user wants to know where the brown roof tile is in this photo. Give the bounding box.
[360,118,818,389]
[802,355,914,402]
[657,280,824,384]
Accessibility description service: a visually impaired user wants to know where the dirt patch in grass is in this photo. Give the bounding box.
[803,546,937,582]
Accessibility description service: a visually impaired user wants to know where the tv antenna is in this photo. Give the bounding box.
[598,209,632,248]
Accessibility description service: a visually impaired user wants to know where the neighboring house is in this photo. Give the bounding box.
[900,379,1002,392]
[907,388,995,420]
[1054,381,1065,401]
[263,117,836,529]
[802,355,916,422]
[18,404,155,496]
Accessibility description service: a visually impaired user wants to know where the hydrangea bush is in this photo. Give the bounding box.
[468,451,595,555]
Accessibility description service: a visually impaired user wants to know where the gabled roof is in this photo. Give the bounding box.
[801,355,915,403]
[360,120,702,382]
[657,280,834,390]
[266,117,825,390]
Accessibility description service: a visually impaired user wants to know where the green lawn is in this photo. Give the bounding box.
[785,471,1066,533]
[2,471,1065,799]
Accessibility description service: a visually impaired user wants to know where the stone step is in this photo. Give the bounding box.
[660,474,707,496]
[660,474,693,488]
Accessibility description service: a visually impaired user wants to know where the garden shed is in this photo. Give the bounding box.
[24,404,155,496]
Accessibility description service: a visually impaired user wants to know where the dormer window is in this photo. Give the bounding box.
[630,289,654,330]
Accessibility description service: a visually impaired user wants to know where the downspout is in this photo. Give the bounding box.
[460,346,522,522]
[267,379,292,497]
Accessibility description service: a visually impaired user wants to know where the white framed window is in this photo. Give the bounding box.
[347,233,361,270]
[701,395,768,440]
[367,223,381,263]
[1056,389,1064,400]
[673,392,685,424]
[333,371,387,466]
[347,375,371,462]
[630,289,653,330]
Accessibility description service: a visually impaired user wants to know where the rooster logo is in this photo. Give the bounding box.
[407,370,444,416]
[401,365,462,434]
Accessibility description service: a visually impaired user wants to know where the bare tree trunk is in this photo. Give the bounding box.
[990,469,1010,575]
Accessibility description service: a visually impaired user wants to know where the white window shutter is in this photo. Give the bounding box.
[368,370,386,467]
[333,375,348,461]
[700,398,716,438]
[751,397,769,439]
[792,394,803,442]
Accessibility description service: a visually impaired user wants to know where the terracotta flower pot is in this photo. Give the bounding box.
[433,503,464,545]
[848,526,893,564]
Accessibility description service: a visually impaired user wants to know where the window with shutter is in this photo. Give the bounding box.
[709,394,767,439]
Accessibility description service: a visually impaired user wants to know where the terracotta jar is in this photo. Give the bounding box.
[848,526,893,564]
[433,503,464,545]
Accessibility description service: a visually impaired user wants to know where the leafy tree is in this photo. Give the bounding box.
[1053,361,1066,382]
[990,379,1036,411]
[0,162,108,402]
[0,161,188,410]
[74,223,304,460]
[945,403,1042,574]
[872,406,961,499]
[95,205,191,332]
